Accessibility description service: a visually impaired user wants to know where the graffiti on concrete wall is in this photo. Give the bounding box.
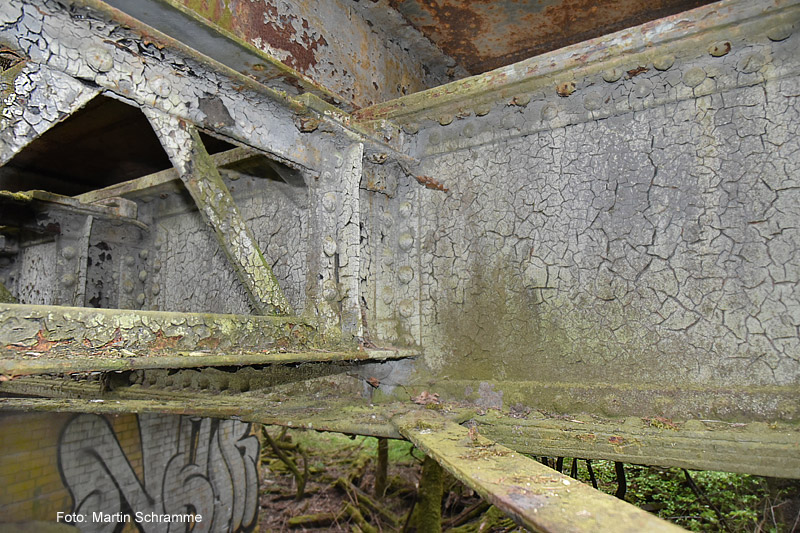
[58,413,259,532]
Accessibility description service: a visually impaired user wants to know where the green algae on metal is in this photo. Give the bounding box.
[468,408,800,480]
[393,410,686,533]
[0,303,343,352]
[0,280,16,304]
[146,115,294,316]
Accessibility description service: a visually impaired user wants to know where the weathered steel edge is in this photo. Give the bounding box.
[68,0,340,108]
[354,0,794,122]
[0,396,406,439]
[0,349,414,376]
[73,147,256,203]
[0,190,147,230]
[66,0,408,156]
[394,410,686,533]
[474,412,800,479]
[435,379,800,422]
[1,375,794,478]
[0,302,317,329]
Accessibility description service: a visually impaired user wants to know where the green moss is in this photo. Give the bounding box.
[413,456,443,532]
[0,281,16,304]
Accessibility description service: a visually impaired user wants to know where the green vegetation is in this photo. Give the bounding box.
[261,429,798,532]
[550,458,799,532]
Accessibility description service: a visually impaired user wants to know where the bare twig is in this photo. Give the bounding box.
[262,426,307,500]
[682,469,732,533]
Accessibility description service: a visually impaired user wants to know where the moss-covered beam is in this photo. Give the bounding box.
[393,410,686,533]
[473,410,800,480]
[0,348,414,376]
[0,280,16,304]
[0,300,416,374]
[145,109,293,315]
[0,303,348,376]
[0,396,404,438]
[0,303,318,348]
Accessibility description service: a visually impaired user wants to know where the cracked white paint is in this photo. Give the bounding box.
[0,63,100,165]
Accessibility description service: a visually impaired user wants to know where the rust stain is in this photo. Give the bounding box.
[626,65,649,78]
[180,0,327,74]
[414,175,449,192]
[555,80,576,97]
[196,336,220,350]
[150,330,183,351]
[8,330,70,352]
[389,0,715,74]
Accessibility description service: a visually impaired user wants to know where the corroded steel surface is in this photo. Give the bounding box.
[118,0,458,107]
[389,0,715,74]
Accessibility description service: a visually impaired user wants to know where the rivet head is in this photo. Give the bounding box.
[323,236,337,257]
[462,123,477,138]
[738,52,766,73]
[511,93,531,107]
[153,260,162,273]
[708,41,732,57]
[652,55,675,71]
[322,280,338,301]
[583,92,602,111]
[398,266,414,284]
[602,68,623,83]
[151,76,171,98]
[428,131,441,146]
[381,286,394,304]
[124,255,135,267]
[633,78,654,98]
[322,192,338,213]
[438,114,454,126]
[85,46,113,72]
[398,299,415,318]
[474,104,491,116]
[61,246,77,260]
[398,201,413,219]
[138,270,148,282]
[541,103,558,121]
[61,273,76,287]
[556,81,576,97]
[136,293,146,306]
[398,233,414,251]
[151,285,161,296]
[139,249,149,260]
[322,171,334,183]
[682,67,706,88]
[402,122,419,134]
[768,25,793,42]
[123,280,134,294]
[333,153,343,169]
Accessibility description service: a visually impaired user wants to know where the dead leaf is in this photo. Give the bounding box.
[412,391,440,405]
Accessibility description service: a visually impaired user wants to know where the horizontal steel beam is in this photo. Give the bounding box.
[474,410,800,480]
[0,348,414,376]
[393,410,686,533]
[73,147,257,204]
[355,0,798,127]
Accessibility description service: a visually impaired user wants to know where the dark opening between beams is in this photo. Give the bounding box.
[0,95,235,196]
